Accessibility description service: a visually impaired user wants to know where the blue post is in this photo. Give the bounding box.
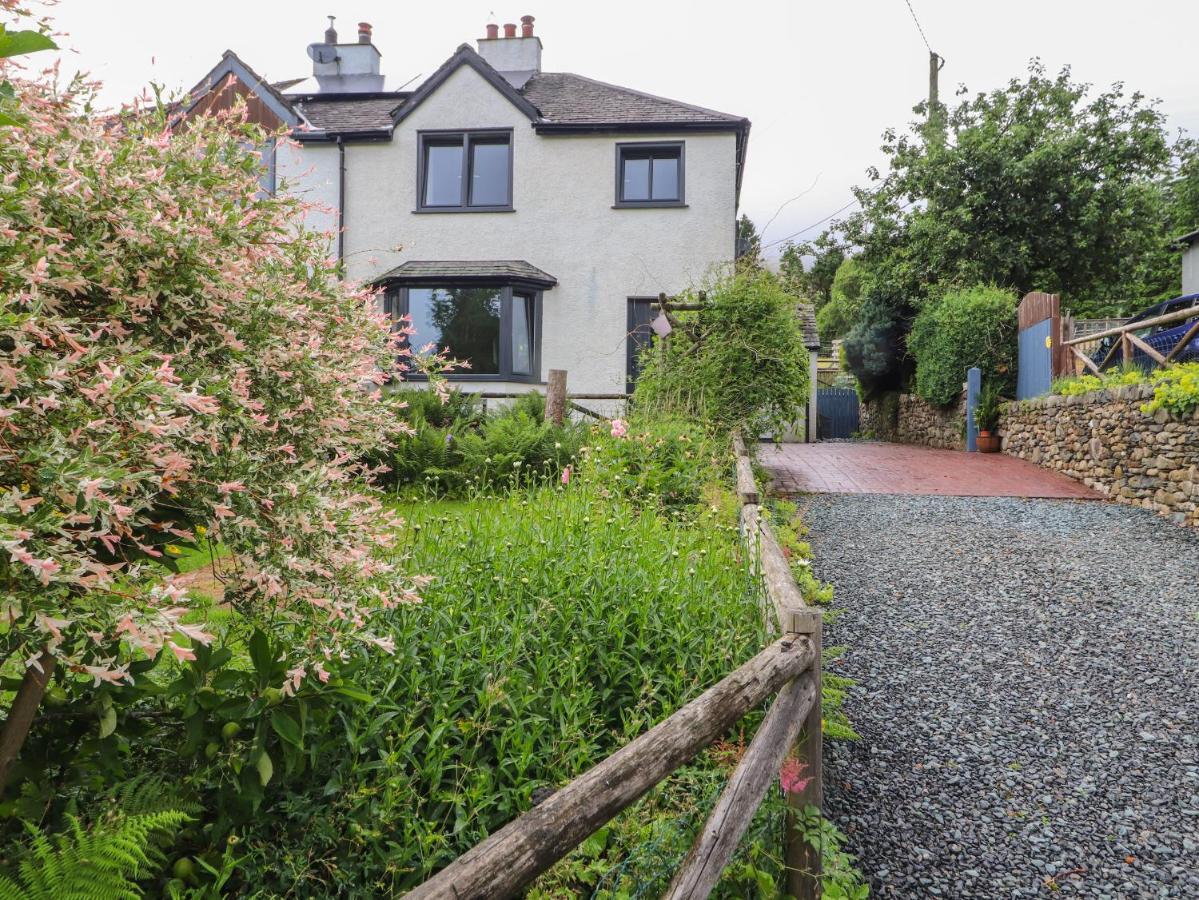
[965,367,981,452]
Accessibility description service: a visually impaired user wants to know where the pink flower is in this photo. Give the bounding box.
[561,466,571,485]
[779,758,812,796]
[610,419,629,439]
[314,662,330,683]
[166,640,196,662]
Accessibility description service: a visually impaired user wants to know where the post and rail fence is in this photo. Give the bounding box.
[1062,301,1199,375]
[405,433,824,900]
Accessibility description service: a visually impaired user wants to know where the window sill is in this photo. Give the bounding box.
[612,201,689,209]
[398,372,542,384]
[412,206,516,214]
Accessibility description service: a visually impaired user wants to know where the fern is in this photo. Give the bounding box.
[0,809,189,900]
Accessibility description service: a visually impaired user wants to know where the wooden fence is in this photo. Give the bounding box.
[405,433,824,899]
[1063,302,1199,374]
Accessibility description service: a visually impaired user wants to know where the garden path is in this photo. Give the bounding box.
[801,493,1199,898]
[760,441,1098,498]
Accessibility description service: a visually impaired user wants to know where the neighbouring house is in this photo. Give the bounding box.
[1177,228,1199,296]
[177,15,750,400]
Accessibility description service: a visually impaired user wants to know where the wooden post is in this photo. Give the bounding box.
[784,607,823,900]
[1121,333,1132,368]
[545,369,567,426]
[0,649,55,793]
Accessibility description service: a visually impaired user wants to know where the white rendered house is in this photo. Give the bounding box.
[182,16,750,397]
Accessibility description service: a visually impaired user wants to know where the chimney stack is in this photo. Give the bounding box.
[520,15,535,37]
[503,22,517,38]
[485,23,499,39]
[478,14,542,84]
[358,22,372,44]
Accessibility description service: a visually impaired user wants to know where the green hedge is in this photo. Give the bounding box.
[908,285,1017,406]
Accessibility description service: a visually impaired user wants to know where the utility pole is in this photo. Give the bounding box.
[927,51,945,146]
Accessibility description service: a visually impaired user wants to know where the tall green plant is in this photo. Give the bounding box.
[632,271,811,435]
[908,285,1017,406]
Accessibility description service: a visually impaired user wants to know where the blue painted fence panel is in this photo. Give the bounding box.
[1017,318,1053,400]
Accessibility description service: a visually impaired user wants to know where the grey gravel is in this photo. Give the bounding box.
[800,495,1199,899]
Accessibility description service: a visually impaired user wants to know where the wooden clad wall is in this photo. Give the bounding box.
[182,73,285,130]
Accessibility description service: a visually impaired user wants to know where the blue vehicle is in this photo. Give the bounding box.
[1092,293,1199,371]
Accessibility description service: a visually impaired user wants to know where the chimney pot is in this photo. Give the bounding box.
[485,23,499,39]
[503,22,517,38]
[324,15,338,43]
[520,15,535,37]
[357,22,372,44]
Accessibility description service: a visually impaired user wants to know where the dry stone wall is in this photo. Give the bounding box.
[1001,384,1199,527]
[896,394,965,451]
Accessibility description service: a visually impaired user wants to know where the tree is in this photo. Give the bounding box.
[0,74,431,789]
[826,60,1181,395]
[779,238,844,308]
[815,257,866,343]
[735,213,763,268]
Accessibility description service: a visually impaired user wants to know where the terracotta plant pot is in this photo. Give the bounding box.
[976,430,1001,453]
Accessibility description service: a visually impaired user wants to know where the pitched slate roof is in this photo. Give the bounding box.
[522,72,745,128]
[372,260,558,288]
[796,303,821,351]
[295,97,406,134]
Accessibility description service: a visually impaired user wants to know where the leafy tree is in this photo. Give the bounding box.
[815,257,866,343]
[0,73,432,790]
[736,213,763,268]
[780,238,844,308]
[908,285,1018,406]
[823,60,1182,394]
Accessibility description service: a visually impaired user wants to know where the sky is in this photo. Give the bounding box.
[37,0,1199,261]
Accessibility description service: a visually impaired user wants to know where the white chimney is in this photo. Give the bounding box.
[477,15,541,87]
[304,19,383,93]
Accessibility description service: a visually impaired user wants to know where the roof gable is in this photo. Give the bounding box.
[177,51,301,130]
[393,44,542,127]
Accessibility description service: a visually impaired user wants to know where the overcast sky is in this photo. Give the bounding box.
[40,1,1199,260]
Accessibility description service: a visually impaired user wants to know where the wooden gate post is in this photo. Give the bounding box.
[545,369,567,426]
[784,607,823,900]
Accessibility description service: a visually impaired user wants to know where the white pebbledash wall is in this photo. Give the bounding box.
[333,64,738,396]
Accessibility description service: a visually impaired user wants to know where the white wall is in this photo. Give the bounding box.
[276,139,341,257]
[1184,243,1199,296]
[333,64,738,395]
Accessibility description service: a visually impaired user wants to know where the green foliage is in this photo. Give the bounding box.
[0,19,57,128]
[822,60,1186,392]
[796,807,870,899]
[0,810,189,900]
[815,258,867,343]
[780,239,844,309]
[220,485,762,894]
[1143,362,1199,416]
[908,285,1017,407]
[973,380,1005,432]
[580,416,727,511]
[736,214,763,269]
[378,388,584,495]
[632,271,811,435]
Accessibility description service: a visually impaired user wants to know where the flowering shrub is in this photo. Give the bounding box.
[0,72,424,783]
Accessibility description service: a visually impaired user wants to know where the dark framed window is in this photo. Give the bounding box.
[417,130,513,212]
[615,142,685,207]
[383,284,542,382]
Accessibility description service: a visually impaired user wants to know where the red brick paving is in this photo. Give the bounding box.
[760,442,1101,499]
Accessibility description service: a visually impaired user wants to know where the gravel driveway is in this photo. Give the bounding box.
[801,494,1199,899]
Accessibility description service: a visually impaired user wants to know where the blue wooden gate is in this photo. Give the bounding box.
[817,387,859,439]
[1017,318,1053,399]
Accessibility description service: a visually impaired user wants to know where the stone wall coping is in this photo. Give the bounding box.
[1003,381,1159,413]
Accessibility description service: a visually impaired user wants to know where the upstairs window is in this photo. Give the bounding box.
[418,130,513,211]
[616,142,685,207]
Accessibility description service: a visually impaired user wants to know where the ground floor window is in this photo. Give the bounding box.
[385,284,541,381]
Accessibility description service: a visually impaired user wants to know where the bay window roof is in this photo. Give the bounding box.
[373,259,558,290]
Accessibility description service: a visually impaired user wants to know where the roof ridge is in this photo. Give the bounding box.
[531,70,745,123]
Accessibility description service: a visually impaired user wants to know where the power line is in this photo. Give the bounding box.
[762,196,862,250]
[902,0,933,53]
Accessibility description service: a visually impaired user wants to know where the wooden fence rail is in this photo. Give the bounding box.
[1063,302,1199,374]
[406,433,823,900]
